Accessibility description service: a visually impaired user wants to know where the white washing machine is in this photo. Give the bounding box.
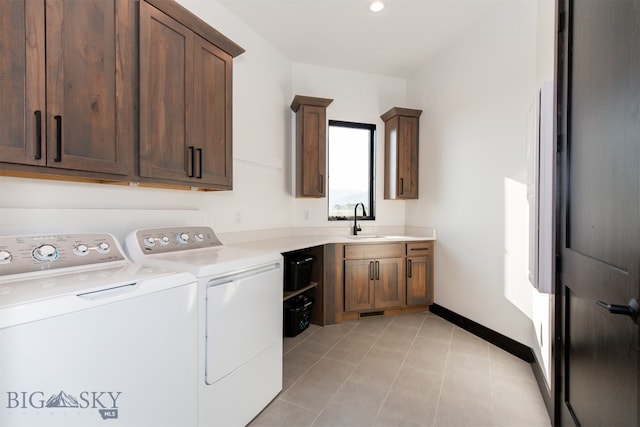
[0,233,199,427]
[125,226,283,427]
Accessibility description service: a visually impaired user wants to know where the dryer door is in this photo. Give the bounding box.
[205,262,282,385]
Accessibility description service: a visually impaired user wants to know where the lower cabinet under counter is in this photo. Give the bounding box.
[278,240,435,327]
[327,240,435,324]
[406,241,435,306]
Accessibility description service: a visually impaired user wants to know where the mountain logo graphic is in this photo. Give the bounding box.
[45,390,80,408]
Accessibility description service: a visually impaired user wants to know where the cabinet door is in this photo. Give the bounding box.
[406,255,433,306]
[139,1,194,182]
[0,0,45,166]
[397,116,419,199]
[45,0,133,175]
[193,34,233,188]
[374,257,405,309]
[296,104,327,197]
[344,259,374,312]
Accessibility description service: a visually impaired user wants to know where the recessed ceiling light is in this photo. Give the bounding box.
[370,1,385,13]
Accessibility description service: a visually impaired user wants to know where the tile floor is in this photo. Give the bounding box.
[250,311,551,427]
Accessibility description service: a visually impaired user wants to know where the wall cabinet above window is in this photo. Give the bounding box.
[291,95,333,198]
[381,107,423,200]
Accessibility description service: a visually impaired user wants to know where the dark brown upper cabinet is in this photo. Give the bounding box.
[291,95,333,198]
[0,0,136,179]
[381,107,423,199]
[138,0,244,190]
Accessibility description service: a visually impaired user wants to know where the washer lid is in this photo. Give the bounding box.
[0,264,197,329]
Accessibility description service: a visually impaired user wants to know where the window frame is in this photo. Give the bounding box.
[327,120,376,221]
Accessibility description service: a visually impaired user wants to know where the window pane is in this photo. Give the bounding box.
[328,122,374,219]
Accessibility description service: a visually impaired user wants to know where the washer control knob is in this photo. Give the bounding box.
[177,233,190,244]
[0,250,12,265]
[33,244,58,262]
[96,242,110,253]
[74,244,89,256]
[144,237,156,247]
[160,235,170,245]
[195,233,204,242]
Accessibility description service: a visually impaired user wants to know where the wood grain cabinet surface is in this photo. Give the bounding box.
[381,107,423,200]
[406,241,434,306]
[291,95,333,198]
[139,0,243,190]
[0,0,136,179]
[343,243,405,312]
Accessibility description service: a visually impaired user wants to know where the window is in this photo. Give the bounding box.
[328,120,375,220]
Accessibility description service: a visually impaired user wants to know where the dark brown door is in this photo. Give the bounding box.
[45,0,133,175]
[406,255,430,306]
[297,105,327,197]
[139,0,194,182]
[556,0,640,425]
[374,257,404,309]
[397,116,419,199]
[193,35,233,188]
[0,0,45,166]
[344,259,374,312]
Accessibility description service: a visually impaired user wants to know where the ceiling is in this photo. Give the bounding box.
[217,0,503,78]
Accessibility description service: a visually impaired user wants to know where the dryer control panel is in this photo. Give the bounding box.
[126,226,223,256]
[0,233,126,276]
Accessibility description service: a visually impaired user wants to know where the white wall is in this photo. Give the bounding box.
[406,1,540,348]
[290,64,408,230]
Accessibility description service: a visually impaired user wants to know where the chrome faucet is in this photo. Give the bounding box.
[353,203,367,236]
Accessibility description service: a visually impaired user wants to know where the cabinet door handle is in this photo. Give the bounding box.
[196,148,203,178]
[319,174,324,193]
[410,247,430,251]
[369,261,374,281]
[54,115,62,162]
[34,111,42,160]
[187,146,195,177]
[400,177,404,195]
[407,259,412,278]
[375,261,380,280]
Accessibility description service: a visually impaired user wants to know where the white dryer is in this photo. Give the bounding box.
[0,233,198,427]
[125,226,283,427]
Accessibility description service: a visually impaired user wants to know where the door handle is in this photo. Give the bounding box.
[34,110,42,160]
[196,148,203,179]
[54,115,62,162]
[596,298,638,324]
[187,146,195,177]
